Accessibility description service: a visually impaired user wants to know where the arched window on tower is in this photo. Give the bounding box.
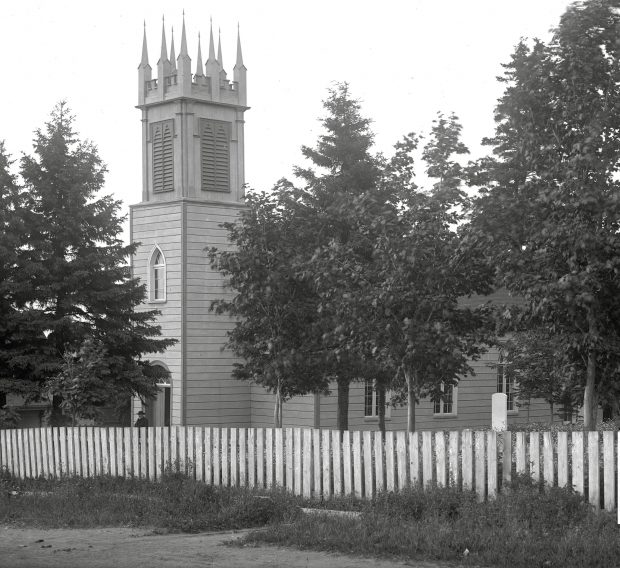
[149,247,166,302]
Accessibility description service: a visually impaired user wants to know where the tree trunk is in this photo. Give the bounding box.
[274,384,283,428]
[377,384,386,434]
[583,348,598,431]
[583,311,599,431]
[549,401,554,423]
[337,378,350,432]
[405,371,416,433]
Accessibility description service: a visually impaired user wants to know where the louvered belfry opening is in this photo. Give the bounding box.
[152,120,174,193]
[200,119,230,192]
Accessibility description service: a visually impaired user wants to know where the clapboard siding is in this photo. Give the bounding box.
[183,201,247,427]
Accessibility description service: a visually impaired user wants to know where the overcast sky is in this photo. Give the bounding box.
[1,0,575,239]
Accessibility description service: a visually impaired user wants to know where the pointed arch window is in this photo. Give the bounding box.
[200,119,231,192]
[149,247,166,302]
[152,120,174,193]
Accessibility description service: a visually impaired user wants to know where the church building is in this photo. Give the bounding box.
[131,17,559,432]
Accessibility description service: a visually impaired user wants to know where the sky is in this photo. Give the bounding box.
[1,0,576,240]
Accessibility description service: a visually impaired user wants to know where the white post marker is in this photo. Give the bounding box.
[492,393,508,432]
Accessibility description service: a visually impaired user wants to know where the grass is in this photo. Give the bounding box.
[0,469,298,533]
[3,468,620,567]
[242,476,620,568]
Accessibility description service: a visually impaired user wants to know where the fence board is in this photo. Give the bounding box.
[572,431,584,495]
[588,432,600,509]
[475,431,485,501]
[323,430,332,498]
[543,432,554,486]
[374,431,384,492]
[80,428,89,477]
[502,431,511,488]
[69,428,77,476]
[603,431,614,512]
[332,430,342,496]
[255,428,263,488]
[515,432,526,475]
[487,431,497,499]
[24,429,31,478]
[343,431,352,495]
[130,428,138,477]
[248,428,256,488]
[449,431,459,487]
[436,432,446,487]
[46,429,54,478]
[117,428,125,477]
[205,427,213,485]
[222,428,230,486]
[265,428,272,488]
[87,428,95,477]
[34,428,42,478]
[231,428,239,487]
[239,428,247,487]
[462,430,473,491]
[557,432,568,488]
[409,432,419,487]
[294,428,303,495]
[285,428,293,492]
[529,432,540,482]
[303,428,312,498]
[422,431,433,487]
[313,429,322,498]
[396,432,407,490]
[352,431,362,498]
[363,431,372,498]
[385,431,395,492]
[274,428,284,488]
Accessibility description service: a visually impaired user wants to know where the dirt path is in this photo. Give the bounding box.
[0,526,455,568]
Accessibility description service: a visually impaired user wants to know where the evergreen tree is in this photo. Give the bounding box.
[466,0,620,429]
[0,102,174,424]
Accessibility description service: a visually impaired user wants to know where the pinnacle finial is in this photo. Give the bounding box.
[208,17,216,62]
[159,16,168,64]
[180,12,188,56]
[195,33,204,76]
[235,24,244,68]
[169,27,176,71]
[140,21,149,66]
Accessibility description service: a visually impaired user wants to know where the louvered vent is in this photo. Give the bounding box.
[152,120,174,193]
[201,119,230,192]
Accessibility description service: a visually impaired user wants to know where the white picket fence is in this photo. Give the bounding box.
[0,427,617,513]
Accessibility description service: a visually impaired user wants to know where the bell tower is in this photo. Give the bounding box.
[130,15,249,427]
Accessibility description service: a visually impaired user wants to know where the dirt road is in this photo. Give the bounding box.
[0,526,453,568]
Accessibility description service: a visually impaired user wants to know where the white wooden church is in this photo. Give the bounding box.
[130,17,554,432]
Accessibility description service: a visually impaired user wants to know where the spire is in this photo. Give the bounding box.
[217,28,223,66]
[180,11,188,57]
[140,21,149,67]
[195,33,204,76]
[169,27,176,72]
[158,16,169,64]
[235,23,244,69]
[208,17,216,62]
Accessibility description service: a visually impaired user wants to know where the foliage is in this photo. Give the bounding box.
[245,481,618,568]
[503,329,582,420]
[465,0,620,429]
[0,102,175,423]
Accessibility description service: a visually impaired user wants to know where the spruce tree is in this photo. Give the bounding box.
[0,102,174,424]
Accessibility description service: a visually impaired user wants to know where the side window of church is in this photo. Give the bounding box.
[200,119,231,192]
[152,120,174,193]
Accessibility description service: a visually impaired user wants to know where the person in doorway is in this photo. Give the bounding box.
[134,410,148,427]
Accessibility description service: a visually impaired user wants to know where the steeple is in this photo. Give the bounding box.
[140,22,149,67]
[233,24,247,106]
[205,18,222,100]
[158,17,169,65]
[177,12,192,95]
[138,22,152,103]
[218,28,228,84]
[195,33,204,77]
[169,27,176,73]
